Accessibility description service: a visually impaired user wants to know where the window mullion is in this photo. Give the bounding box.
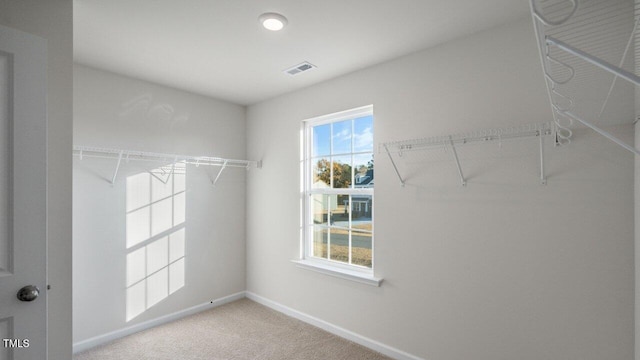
[305,125,312,260]
[349,119,354,265]
[351,119,355,190]
[330,150,372,157]
[348,194,352,265]
[148,174,153,245]
[308,188,373,196]
[327,194,331,260]
[329,122,333,189]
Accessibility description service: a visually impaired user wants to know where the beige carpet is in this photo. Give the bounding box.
[74,298,393,360]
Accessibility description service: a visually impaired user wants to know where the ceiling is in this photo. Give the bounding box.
[74,0,531,106]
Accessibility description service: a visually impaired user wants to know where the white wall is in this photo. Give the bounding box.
[0,2,73,359]
[246,17,634,360]
[73,65,247,343]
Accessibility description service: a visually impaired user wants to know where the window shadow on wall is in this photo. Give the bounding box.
[125,162,186,322]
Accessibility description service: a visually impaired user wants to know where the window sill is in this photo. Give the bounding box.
[291,259,383,287]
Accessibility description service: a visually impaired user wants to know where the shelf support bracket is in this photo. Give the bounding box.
[546,36,640,87]
[448,138,466,186]
[539,133,546,185]
[111,151,124,185]
[212,160,228,186]
[560,110,640,156]
[384,144,405,187]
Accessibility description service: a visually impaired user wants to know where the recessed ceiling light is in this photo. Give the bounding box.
[259,12,288,31]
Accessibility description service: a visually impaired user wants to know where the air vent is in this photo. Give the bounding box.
[284,62,316,76]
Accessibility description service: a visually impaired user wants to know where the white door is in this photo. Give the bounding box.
[0,24,48,360]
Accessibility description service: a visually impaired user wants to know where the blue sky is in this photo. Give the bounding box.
[312,115,373,157]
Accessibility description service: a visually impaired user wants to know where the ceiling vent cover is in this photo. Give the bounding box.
[284,62,316,76]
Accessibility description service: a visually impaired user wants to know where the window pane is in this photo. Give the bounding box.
[329,227,349,264]
[332,120,352,154]
[332,194,350,226]
[312,226,327,259]
[311,194,331,225]
[351,231,372,268]
[312,124,330,157]
[354,153,374,188]
[354,115,373,152]
[312,157,330,189]
[350,194,373,225]
[331,155,352,189]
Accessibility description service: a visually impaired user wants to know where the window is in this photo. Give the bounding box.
[300,105,376,280]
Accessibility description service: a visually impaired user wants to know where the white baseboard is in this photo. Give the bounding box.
[72,291,246,354]
[245,291,423,360]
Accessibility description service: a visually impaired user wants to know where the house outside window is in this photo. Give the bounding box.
[301,105,374,276]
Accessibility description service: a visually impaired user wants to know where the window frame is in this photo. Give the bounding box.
[298,105,380,285]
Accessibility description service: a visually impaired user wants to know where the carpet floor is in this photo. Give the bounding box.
[74,298,393,360]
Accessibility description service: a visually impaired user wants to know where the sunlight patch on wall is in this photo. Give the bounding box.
[125,162,186,322]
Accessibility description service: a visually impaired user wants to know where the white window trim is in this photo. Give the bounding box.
[297,105,382,286]
[291,259,382,287]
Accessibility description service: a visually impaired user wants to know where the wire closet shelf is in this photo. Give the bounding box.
[379,121,557,187]
[73,145,261,186]
[530,0,640,155]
